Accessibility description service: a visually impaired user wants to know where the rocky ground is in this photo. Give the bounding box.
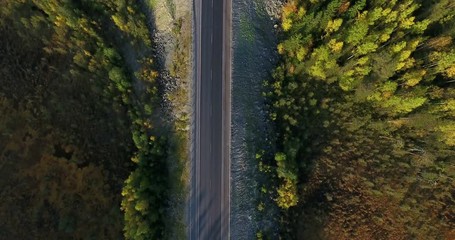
[230,0,282,238]
[141,0,192,238]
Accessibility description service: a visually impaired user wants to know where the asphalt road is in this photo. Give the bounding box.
[190,0,231,238]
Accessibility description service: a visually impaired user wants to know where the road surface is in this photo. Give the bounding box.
[190,0,231,238]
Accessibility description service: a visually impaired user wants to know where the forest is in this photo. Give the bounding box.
[266,0,455,239]
[2,0,455,239]
[0,0,176,239]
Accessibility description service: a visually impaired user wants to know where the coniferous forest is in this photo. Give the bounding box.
[266,0,455,239]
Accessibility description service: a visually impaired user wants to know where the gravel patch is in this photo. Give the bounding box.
[230,0,282,238]
[140,0,192,238]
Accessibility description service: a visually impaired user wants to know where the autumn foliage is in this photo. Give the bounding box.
[269,0,455,238]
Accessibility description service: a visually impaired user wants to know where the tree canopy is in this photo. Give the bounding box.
[267,0,455,238]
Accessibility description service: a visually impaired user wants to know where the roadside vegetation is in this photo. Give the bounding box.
[145,0,192,238]
[266,0,455,238]
[0,0,184,239]
[163,14,192,240]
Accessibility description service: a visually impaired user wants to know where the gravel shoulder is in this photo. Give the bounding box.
[230,0,282,238]
[141,0,192,238]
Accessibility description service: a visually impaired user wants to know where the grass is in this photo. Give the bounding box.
[148,0,158,10]
[239,13,256,44]
[165,11,192,238]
